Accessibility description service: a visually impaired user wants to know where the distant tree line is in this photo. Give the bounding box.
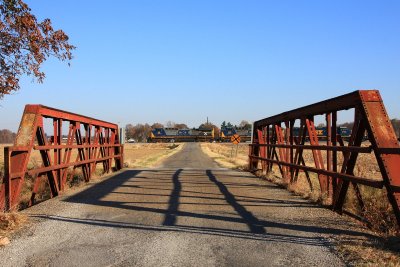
[221,120,252,130]
[125,124,151,142]
[123,118,397,143]
[0,129,16,144]
[125,120,252,142]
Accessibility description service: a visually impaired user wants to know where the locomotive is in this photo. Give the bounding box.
[292,126,352,140]
[220,127,252,142]
[148,127,214,143]
[147,125,353,143]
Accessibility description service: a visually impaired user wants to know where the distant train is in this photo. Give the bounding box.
[292,126,352,140]
[220,127,252,142]
[147,125,354,143]
[261,126,353,142]
[148,127,214,143]
[148,126,253,143]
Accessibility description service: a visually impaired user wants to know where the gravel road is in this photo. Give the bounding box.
[0,143,371,266]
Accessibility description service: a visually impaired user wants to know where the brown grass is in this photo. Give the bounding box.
[335,234,400,266]
[1,144,53,170]
[123,143,182,168]
[201,143,249,170]
[0,212,27,237]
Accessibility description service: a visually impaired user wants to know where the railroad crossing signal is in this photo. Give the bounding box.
[231,134,241,144]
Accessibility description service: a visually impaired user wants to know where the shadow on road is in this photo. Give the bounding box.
[31,214,327,247]
[58,169,374,246]
[206,170,266,234]
[163,169,183,226]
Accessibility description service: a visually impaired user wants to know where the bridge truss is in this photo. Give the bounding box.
[0,105,123,211]
[249,90,400,226]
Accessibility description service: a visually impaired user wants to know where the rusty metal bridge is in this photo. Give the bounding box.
[0,105,123,210]
[249,90,400,226]
[1,90,400,228]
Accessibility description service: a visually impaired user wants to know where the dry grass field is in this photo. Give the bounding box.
[0,143,182,169]
[123,143,183,168]
[201,142,249,169]
[1,144,50,173]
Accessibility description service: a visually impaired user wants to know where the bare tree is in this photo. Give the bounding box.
[125,123,152,142]
[151,123,164,129]
[0,129,16,143]
[199,121,220,139]
[175,123,188,129]
[239,120,252,129]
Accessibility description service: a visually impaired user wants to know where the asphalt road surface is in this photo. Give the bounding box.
[1,143,370,266]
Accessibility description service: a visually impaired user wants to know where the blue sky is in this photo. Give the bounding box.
[1,0,400,130]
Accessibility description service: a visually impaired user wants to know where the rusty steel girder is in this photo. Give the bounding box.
[248,90,400,226]
[0,105,124,211]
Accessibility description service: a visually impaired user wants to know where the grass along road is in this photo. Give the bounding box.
[123,143,183,168]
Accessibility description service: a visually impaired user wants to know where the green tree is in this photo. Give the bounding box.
[221,121,227,129]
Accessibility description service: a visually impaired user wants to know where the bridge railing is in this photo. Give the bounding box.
[249,90,400,226]
[0,105,123,211]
